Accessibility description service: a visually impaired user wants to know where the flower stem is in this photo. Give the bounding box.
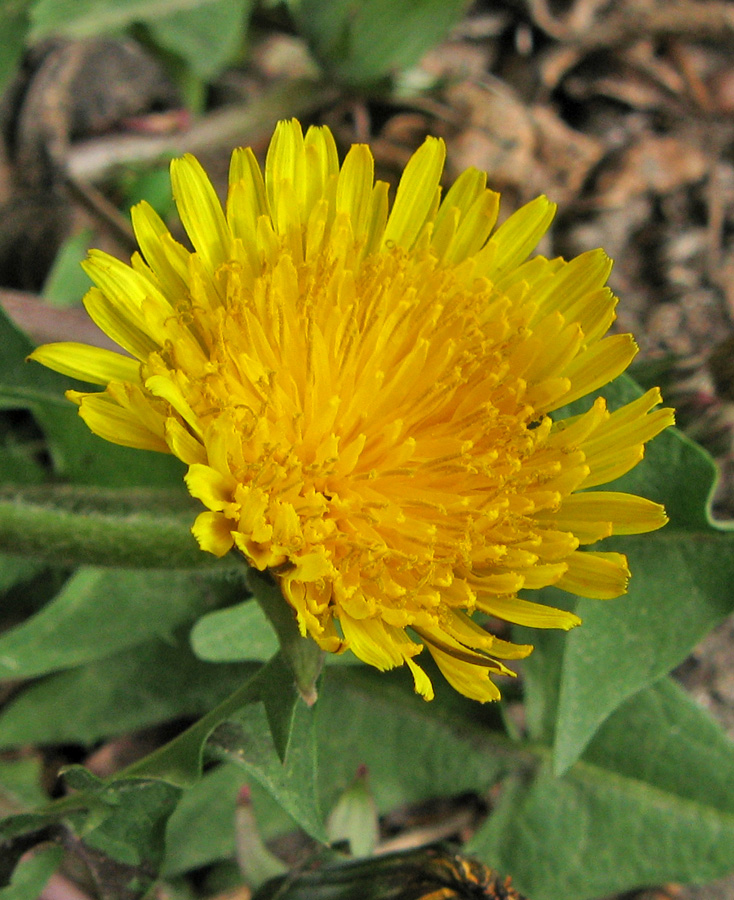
[248,568,324,706]
[0,483,239,571]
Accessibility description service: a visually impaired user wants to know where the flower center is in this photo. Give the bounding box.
[153,240,557,631]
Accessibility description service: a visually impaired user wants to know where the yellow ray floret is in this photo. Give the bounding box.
[29,119,674,702]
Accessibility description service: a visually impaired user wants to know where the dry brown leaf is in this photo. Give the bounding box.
[0,288,120,349]
[593,134,708,206]
[565,69,674,110]
[444,79,537,197]
[530,105,604,203]
[419,40,497,82]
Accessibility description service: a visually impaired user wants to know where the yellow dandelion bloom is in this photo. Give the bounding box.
[31,119,674,703]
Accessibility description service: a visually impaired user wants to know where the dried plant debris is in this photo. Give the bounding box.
[0,38,181,291]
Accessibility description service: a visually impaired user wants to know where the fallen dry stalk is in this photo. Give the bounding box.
[66,79,338,184]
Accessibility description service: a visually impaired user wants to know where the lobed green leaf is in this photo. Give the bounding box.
[0,637,259,749]
[147,0,254,79]
[0,567,222,680]
[292,0,470,88]
[470,676,734,900]
[542,374,734,772]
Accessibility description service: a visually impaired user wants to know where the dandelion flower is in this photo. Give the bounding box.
[31,119,674,702]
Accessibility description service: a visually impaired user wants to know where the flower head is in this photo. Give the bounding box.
[31,119,673,702]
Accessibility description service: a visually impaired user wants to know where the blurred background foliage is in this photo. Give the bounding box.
[2,0,470,97]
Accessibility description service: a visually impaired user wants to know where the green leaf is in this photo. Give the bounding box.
[163,764,248,876]
[469,676,734,900]
[164,660,506,871]
[122,655,288,786]
[0,1,30,96]
[554,528,734,772]
[63,768,181,869]
[0,567,220,680]
[0,771,179,892]
[0,555,44,595]
[315,666,515,814]
[548,375,734,773]
[313,665,734,897]
[163,765,295,876]
[0,758,47,814]
[0,637,258,749]
[0,663,305,885]
[0,411,46,485]
[0,845,63,900]
[210,694,325,842]
[514,609,569,745]
[190,597,362,666]
[292,0,469,88]
[29,0,239,38]
[147,0,253,79]
[584,676,734,813]
[256,653,300,762]
[191,599,279,663]
[41,229,93,307]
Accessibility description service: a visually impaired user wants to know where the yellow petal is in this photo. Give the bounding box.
[265,119,305,224]
[481,195,556,279]
[165,418,207,465]
[554,491,668,536]
[532,248,613,321]
[131,200,189,296]
[337,144,374,242]
[425,643,501,703]
[83,249,169,313]
[339,613,403,670]
[288,551,335,582]
[363,180,389,256]
[476,594,581,630]
[170,153,231,272]
[192,511,234,556]
[433,166,486,240]
[145,374,203,438]
[303,123,339,218]
[406,656,435,700]
[442,189,500,265]
[228,146,267,212]
[29,343,139,386]
[555,550,630,599]
[185,463,236,510]
[554,333,639,409]
[382,137,446,250]
[76,392,168,452]
[82,287,157,360]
